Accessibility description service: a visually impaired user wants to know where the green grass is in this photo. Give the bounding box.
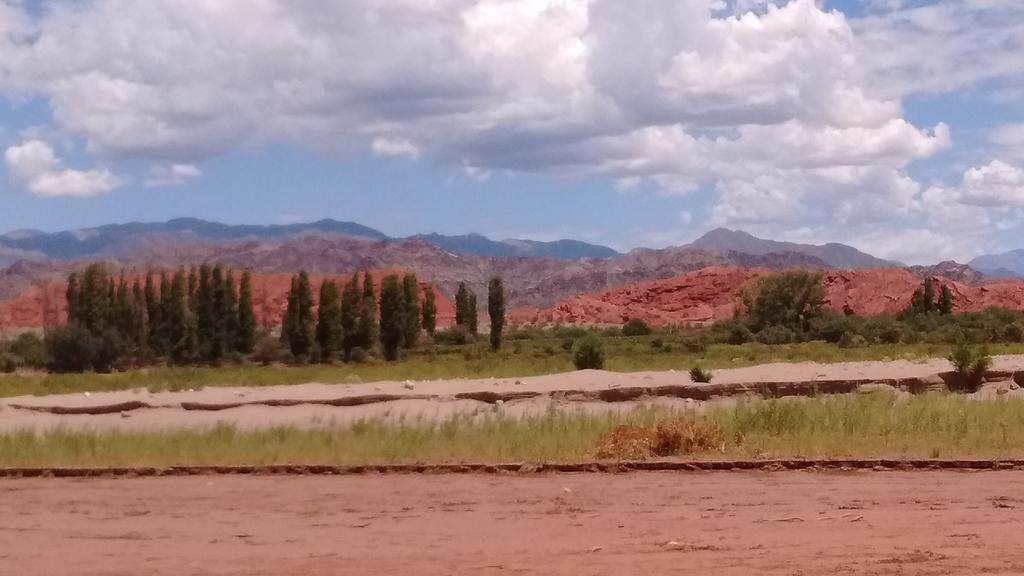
[5,393,1024,467]
[3,339,1024,399]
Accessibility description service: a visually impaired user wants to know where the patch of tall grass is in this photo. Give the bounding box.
[4,393,1024,467]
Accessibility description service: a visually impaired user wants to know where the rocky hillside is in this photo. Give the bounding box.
[510,267,1024,327]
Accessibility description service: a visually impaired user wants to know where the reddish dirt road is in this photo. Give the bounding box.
[3,471,1024,575]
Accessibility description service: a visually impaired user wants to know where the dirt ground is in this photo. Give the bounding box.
[3,471,1024,575]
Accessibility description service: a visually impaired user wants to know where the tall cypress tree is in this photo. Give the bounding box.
[144,272,163,355]
[378,274,406,361]
[79,264,111,334]
[357,272,378,351]
[281,276,297,345]
[236,271,256,354]
[207,265,228,362]
[316,279,342,362]
[285,271,315,359]
[422,286,437,337]
[488,276,505,351]
[195,264,215,360]
[468,292,478,335]
[341,273,361,360]
[401,273,420,349]
[223,269,238,355]
[158,272,172,356]
[131,278,149,359]
[455,282,469,328]
[939,284,953,315]
[168,269,191,364]
[65,272,80,326]
[187,267,198,313]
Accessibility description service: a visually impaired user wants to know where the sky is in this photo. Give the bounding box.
[1,0,1023,264]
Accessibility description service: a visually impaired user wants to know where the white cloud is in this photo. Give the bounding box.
[4,139,121,197]
[0,0,1020,263]
[371,137,420,160]
[956,160,1024,207]
[145,163,201,188]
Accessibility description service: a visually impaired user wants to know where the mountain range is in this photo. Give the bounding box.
[0,218,1019,310]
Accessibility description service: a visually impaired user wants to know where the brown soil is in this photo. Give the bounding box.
[3,471,1024,575]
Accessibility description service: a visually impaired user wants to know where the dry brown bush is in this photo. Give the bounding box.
[595,419,724,460]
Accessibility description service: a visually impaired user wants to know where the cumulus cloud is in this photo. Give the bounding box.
[4,139,121,197]
[0,0,1020,262]
[145,163,201,188]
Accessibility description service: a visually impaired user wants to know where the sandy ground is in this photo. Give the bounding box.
[3,471,1024,575]
[3,355,1024,431]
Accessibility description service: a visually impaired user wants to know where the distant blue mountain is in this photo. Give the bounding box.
[969,250,1024,278]
[411,233,620,260]
[0,218,621,262]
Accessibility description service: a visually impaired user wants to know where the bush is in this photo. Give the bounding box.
[622,318,653,337]
[348,346,369,364]
[594,419,723,460]
[45,324,97,373]
[810,313,855,344]
[689,365,713,383]
[947,343,992,392]
[572,335,605,370]
[755,325,795,345]
[251,334,284,366]
[680,335,708,354]
[710,320,753,345]
[9,333,46,368]
[650,338,664,351]
[433,326,471,346]
[0,352,20,374]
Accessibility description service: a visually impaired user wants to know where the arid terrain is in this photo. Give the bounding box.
[4,471,1024,575]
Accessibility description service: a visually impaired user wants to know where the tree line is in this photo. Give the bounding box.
[280,272,506,362]
[47,263,257,372]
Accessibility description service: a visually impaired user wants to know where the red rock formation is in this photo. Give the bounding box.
[0,270,455,333]
[511,267,1024,327]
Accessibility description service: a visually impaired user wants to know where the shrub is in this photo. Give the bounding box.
[947,343,992,392]
[45,324,97,373]
[650,338,664,351]
[838,332,867,349]
[9,333,46,368]
[622,318,653,336]
[810,313,855,344]
[710,320,753,345]
[689,365,713,383]
[755,325,795,345]
[1003,323,1024,343]
[680,335,708,354]
[433,326,470,346]
[348,346,369,364]
[594,419,724,460]
[0,352,20,374]
[572,335,605,370]
[251,334,284,366]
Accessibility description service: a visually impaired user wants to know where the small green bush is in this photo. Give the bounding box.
[433,326,471,346]
[947,343,992,392]
[0,352,20,374]
[572,335,605,370]
[689,365,713,383]
[650,338,664,351]
[45,324,97,374]
[756,325,795,345]
[622,318,653,336]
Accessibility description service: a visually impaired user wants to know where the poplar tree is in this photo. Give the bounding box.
[65,272,80,325]
[196,264,215,360]
[421,286,437,336]
[236,271,256,354]
[378,274,406,361]
[223,269,238,355]
[467,292,478,335]
[158,272,172,355]
[316,279,342,361]
[455,282,469,328]
[488,276,505,351]
[145,273,163,355]
[341,273,361,360]
[285,271,315,359]
[357,272,377,351]
[168,269,192,364]
[401,273,420,348]
[939,284,954,315]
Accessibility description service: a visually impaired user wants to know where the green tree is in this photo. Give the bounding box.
[158,272,173,355]
[421,286,437,336]
[65,272,80,325]
[131,278,149,359]
[939,284,954,316]
[223,269,239,355]
[488,276,505,351]
[922,277,936,313]
[401,273,420,349]
[467,292,478,335]
[236,271,256,354]
[316,279,342,362]
[167,269,194,364]
[145,272,164,355]
[45,324,96,373]
[356,272,378,352]
[455,282,470,327]
[378,274,406,361]
[741,270,825,333]
[341,273,361,360]
[195,264,215,359]
[285,271,315,359]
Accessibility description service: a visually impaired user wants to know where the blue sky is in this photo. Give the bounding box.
[2,0,1023,263]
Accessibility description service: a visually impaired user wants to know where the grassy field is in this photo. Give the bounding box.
[4,393,1024,467]
[3,339,1024,399]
